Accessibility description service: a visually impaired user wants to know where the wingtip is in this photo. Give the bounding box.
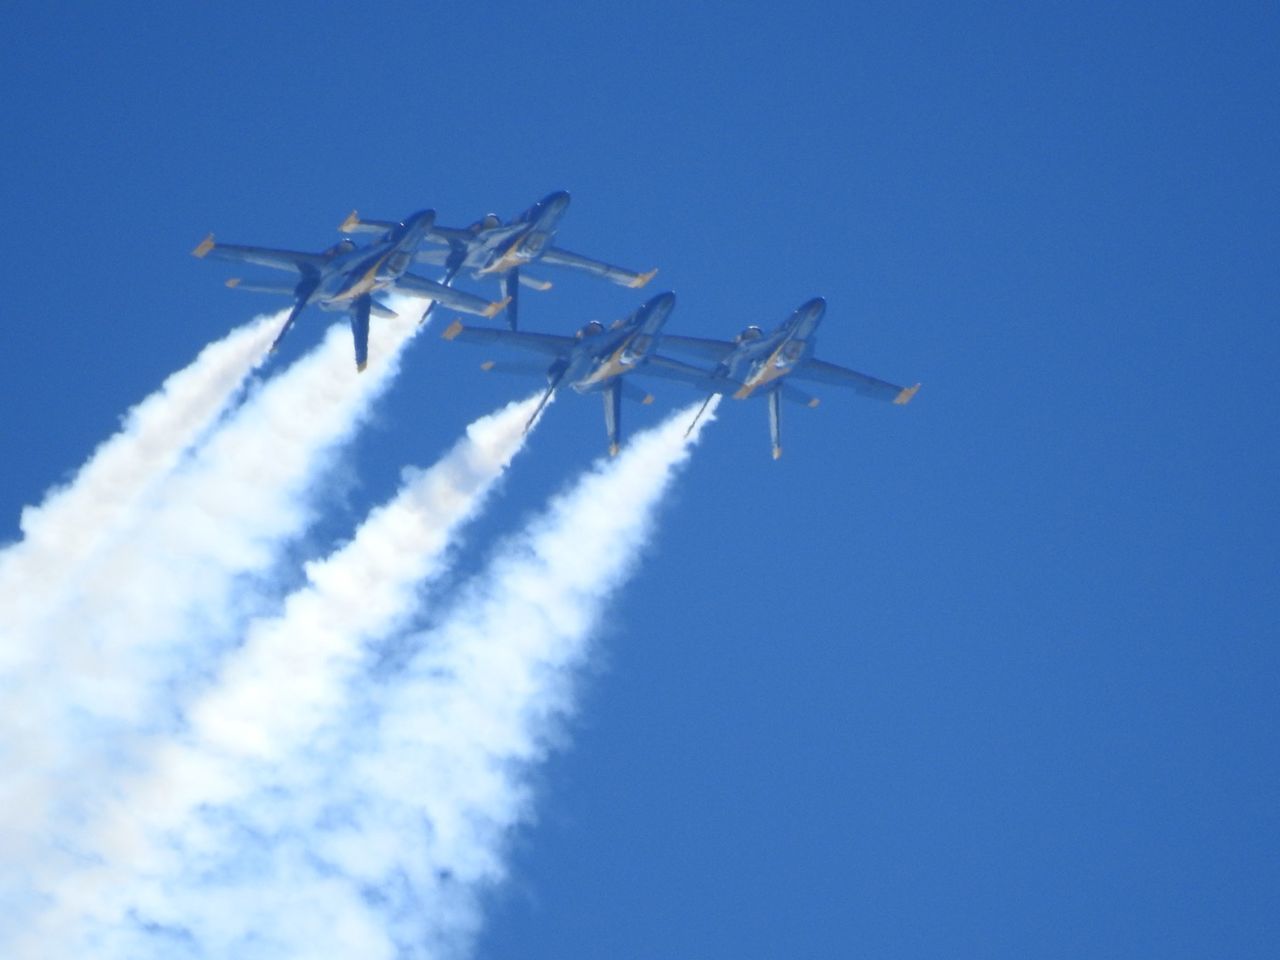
[894,382,921,405]
[609,442,621,457]
[356,361,368,373]
[772,445,782,460]
[483,295,512,319]
[192,233,215,258]
[480,360,495,372]
[807,397,821,408]
[642,393,655,405]
[628,268,659,289]
[339,209,361,233]
[225,277,241,288]
[442,319,465,341]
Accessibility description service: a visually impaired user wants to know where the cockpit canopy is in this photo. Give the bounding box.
[576,320,606,339]
[736,325,764,344]
[469,212,501,233]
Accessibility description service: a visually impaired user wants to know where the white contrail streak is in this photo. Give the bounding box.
[46,400,716,960]
[0,306,424,945]
[0,311,279,648]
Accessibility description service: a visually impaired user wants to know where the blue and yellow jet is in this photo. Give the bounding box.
[441,291,677,455]
[192,210,505,371]
[340,191,658,330]
[643,297,920,459]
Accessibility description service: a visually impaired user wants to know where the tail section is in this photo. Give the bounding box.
[350,295,372,373]
[603,381,622,456]
[500,268,521,330]
[768,389,783,460]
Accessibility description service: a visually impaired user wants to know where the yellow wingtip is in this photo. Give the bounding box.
[808,397,821,408]
[192,233,215,258]
[894,383,921,405]
[442,319,465,341]
[772,446,782,460]
[480,360,495,372]
[339,209,361,233]
[628,268,658,289]
[642,394,655,405]
[609,442,621,457]
[225,277,241,288]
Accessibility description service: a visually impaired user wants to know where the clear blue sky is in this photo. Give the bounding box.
[2,2,1277,957]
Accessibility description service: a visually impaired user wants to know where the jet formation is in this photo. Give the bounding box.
[193,191,919,456]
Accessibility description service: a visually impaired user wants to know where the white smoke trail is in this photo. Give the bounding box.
[20,394,545,959]
[45,401,715,960]
[0,306,424,941]
[0,311,279,650]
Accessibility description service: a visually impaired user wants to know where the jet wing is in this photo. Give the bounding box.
[539,246,657,289]
[409,247,451,266]
[192,235,329,273]
[639,355,739,394]
[394,272,507,318]
[793,358,920,404]
[442,321,575,357]
[423,225,479,246]
[653,334,739,364]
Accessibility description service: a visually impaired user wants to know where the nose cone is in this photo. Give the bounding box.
[406,208,437,232]
[541,190,571,215]
[800,296,826,321]
[640,291,676,328]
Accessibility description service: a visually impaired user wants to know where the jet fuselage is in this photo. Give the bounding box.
[562,290,674,393]
[316,208,436,307]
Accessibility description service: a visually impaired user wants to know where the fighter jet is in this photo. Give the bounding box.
[642,297,919,459]
[441,291,677,455]
[340,191,658,330]
[192,209,506,371]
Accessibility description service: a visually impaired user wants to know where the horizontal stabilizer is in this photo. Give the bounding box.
[518,273,553,291]
[483,295,512,319]
[338,210,398,235]
[620,380,654,405]
[478,359,546,375]
[224,278,296,295]
[779,383,821,408]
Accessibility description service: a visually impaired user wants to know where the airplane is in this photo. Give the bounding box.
[192,209,506,371]
[640,297,920,459]
[441,291,678,455]
[339,191,658,330]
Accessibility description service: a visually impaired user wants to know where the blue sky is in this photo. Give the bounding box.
[1,2,1277,957]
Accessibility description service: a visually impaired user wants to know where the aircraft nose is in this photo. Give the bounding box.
[409,208,437,230]
[645,291,676,321]
[543,191,571,214]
